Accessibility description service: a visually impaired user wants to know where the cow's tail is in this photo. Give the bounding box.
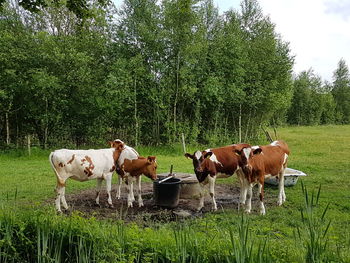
[49,152,65,187]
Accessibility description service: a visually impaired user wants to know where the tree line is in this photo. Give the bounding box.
[1,0,349,148]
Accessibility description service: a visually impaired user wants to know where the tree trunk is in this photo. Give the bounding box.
[238,104,242,143]
[27,134,31,156]
[134,77,138,147]
[44,97,48,149]
[5,112,10,145]
[173,52,180,142]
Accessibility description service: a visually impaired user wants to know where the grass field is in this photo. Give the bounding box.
[1,125,350,262]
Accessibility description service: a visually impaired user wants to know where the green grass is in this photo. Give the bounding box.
[1,125,350,262]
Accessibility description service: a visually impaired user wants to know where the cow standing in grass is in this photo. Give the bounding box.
[235,140,290,215]
[185,143,251,211]
[49,141,124,212]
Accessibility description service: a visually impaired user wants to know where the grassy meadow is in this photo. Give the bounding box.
[1,125,350,262]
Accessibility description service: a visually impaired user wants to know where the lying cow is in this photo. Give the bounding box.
[185,143,251,211]
[108,140,139,200]
[121,156,158,207]
[49,141,124,212]
[235,140,290,215]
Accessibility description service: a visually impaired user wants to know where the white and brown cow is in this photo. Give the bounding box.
[121,156,158,207]
[49,142,124,212]
[235,140,290,215]
[108,139,139,200]
[185,143,251,211]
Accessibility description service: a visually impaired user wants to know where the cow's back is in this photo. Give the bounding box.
[51,149,115,179]
[211,145,240,175]
[258,143,288,175]
[118,146,139,166]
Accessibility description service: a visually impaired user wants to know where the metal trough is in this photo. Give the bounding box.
[265,167,307,186]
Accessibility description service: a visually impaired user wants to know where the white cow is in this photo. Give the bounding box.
[50,143,123,212]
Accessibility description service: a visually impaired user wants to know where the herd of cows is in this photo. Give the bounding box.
[49,139,289,215]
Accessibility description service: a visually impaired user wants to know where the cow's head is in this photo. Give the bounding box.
[108,139,125,151]
[194,151,217,182]
[143,156,158,181]
[109,139,125,165]
[234,145,262,176]
[185,150,209,180]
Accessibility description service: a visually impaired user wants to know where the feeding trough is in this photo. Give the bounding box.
[265,167,307,186]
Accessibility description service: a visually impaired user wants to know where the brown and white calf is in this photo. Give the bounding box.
[120,156,158,207]
[185,143,251,211]
[235,140,290,215]
[49,142,124,212]
[108,140,139,200]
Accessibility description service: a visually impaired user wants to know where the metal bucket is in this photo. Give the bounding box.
[153,177,181,208]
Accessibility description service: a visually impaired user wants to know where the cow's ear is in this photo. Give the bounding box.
[108,141,113,147]
[204,151,213,159]
[234,150,242,156]
[184,153,194,159]
[147,156,156,163]
[253,148,262,155]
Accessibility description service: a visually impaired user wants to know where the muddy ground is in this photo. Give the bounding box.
[58,182,277,223]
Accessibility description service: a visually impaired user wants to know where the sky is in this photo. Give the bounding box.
[113,0,350,82]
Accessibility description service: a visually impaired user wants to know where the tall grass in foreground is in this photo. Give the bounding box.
[295,182,332,263]
[0,182,348,262]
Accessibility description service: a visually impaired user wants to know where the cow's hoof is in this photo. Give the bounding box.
[108,204,114,209]
[244,210,251,214]
[128,203,133,208]
[94,203,101,208]
[196,207,203,212]
[277,201,283,206]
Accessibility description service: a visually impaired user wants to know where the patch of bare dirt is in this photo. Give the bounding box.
[53,183,277,223]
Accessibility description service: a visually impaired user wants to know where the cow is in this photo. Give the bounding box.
[49,142,124,213]
[185,143,251,211]
[108,139,139,200]
[234,140,290,215]
[120,156,158,207]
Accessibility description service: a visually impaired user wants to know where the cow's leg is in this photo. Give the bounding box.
[105,174,114,208]
[126,182,133,207]
[95,178,103,206]
[258,179,266,215]
[61,186,69,210]
[136,175,144,207]
[237,170,245,210]
[208,175,217,211]
[197,183,206,211]
[130,181,135,202]
[239,178,248,210]
[245,183,253,214]
[116,174,122,199]
[55,179,66,212]
[277,172,285,206]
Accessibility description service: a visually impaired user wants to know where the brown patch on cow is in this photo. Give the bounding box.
[67,154,75,165]
[110,165,116,172]
[84,156,95,177]
[58,162,64,167]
